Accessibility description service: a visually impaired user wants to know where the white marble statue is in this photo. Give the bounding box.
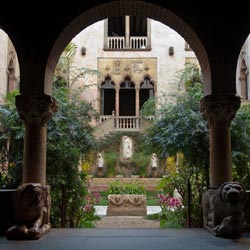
[151,153,158,169]
[97,153,104,168]
[122,135,132,160]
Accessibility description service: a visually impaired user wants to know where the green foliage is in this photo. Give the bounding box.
[47,84,97,228]
[231,102,250,189]
[131,152,151,176]
[0,90,24,187]
[140,97,156,117]
[80,192,101,228]
[104,152,118,177]
[108,179,146,195]
[144,65,208,227]
[54,41,99,90]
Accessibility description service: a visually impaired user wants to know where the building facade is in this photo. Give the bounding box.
[70,17,197,118]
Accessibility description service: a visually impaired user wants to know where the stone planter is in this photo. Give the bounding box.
[107,194,147,216]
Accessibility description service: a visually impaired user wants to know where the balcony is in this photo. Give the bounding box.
[94,115,154,139]
[105,36,150,50]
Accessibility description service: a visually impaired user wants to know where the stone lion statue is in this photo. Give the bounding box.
[202,182,247,238]
[7,183,51,240]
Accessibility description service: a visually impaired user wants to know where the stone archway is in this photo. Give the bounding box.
[45,0,211,96]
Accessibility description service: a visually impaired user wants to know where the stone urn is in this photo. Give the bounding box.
[107,194,147,216]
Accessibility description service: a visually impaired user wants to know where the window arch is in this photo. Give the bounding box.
[140,77,155,110]
[100,77,115,115]
[119,77,135,115]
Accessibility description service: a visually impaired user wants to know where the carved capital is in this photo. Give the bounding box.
[16,94,58,126]
[200,95,240,128]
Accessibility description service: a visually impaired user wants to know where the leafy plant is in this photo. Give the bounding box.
[140,96,156,117]
[104,152,118,177]
[108,179,146,195]
[131,152,151,176]
[80,192,101,228]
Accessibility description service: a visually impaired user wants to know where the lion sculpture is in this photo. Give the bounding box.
[7,183,51,240]
[202,182,247,238]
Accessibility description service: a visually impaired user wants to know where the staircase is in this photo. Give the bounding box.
[94,116,153,140]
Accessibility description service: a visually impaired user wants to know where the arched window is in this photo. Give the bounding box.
[119,77,135,115]
[100,77,115,115]
[140,77,154,110]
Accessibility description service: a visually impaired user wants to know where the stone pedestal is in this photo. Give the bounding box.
[107,194,147,216]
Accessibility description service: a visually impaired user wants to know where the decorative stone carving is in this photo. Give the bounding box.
[200,95,240,128]
[113,60,121,75]
[121,135,133,161]
[151,153,158,170]
[15,94,58,126]
[107,194,147,216]
[7,183,51,240]
[202,182,247,238]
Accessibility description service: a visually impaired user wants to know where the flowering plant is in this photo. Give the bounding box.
[81,192,101,228]
[156,194,184,228]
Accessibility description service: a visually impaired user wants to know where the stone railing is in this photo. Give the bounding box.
[107,36,125,49]
[106,36,148,50]
[130,36,147,49]
[114,116,140,130]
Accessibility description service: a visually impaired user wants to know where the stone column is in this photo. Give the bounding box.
[125,15,130,49]
[15,94,57,185]
[200,95,240,188]
[135,86,140,116]
[115,86,120,117]
[147,18,151,49]
[103,19,108,49]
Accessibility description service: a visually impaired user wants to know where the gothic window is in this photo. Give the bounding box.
[119,77,135,116]
[101,77,115,115]
[140,77,154,110]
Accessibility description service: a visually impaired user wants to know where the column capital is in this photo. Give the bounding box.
[200,95,240,128]
[16,93,58,126]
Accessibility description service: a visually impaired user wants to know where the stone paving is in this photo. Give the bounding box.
[95,206,161,228]
[96,216,160,228]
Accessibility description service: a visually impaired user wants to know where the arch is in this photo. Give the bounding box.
[45,0,211,95]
